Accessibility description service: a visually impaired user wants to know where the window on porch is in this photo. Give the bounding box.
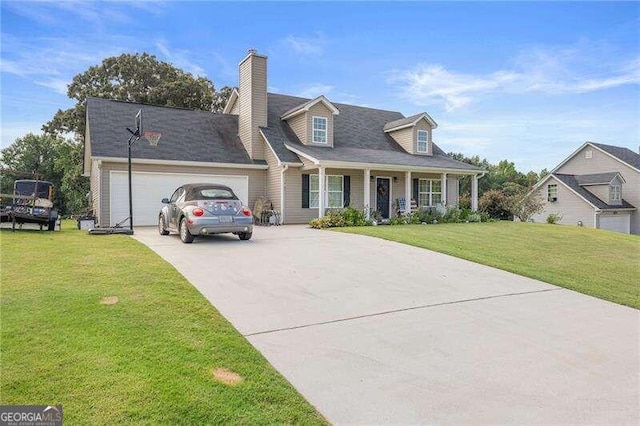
[310,174,344,208]
[418,179,442,207]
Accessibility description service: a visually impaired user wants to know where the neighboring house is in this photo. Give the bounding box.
[84,49,484,226]
[531,142,640,234]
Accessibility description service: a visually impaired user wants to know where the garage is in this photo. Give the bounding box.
[598,212,631,234]
[109,171,249,226]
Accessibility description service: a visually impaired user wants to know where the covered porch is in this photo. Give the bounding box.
[302,164,483,220]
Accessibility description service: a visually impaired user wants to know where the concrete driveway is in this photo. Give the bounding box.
[134,225,639,425]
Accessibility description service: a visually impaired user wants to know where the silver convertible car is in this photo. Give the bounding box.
[158,183,254,243]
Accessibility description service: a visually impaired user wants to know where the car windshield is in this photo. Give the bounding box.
[188,188,237,200]
[14,181,52,199]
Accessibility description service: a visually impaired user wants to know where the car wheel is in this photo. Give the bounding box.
[47,219,56,231]
[180,218,195,243]
[238,232,252,241]
[158,214,169,235]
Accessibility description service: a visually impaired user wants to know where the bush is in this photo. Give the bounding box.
[458,194,471,210]
[309,207,372,229]
[546,213,563,224]
[479,189,512,220]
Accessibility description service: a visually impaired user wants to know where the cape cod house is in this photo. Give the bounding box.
[84,49,484,226]
[531,142,639,234]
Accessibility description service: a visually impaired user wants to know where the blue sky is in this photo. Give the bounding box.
[1,1,638,172]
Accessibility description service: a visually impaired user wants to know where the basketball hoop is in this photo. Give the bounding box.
[142,131,162,147]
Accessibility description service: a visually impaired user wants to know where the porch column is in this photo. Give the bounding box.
[364,168,371,219]
[405,171,412,214]
[318,166,325,218]
[471,174,478,211]
[441,173,447,206]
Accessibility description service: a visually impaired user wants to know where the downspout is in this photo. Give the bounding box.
[280,164,289,225]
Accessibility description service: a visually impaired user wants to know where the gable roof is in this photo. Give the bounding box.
[589,142,640,171]
[86,97,266,166]
[222,88,240,114]
[574,172,625,186]
[552,141,640,174]
[263,93,481,172]
[383,112,438,132]
[552,173,635,210]
[280,95,339,120]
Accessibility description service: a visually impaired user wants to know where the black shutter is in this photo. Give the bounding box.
[343,176,351,207]
[302,174,310,208]
[412,178,419,203]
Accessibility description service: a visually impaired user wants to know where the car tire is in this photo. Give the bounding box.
[180,218,195,243]
[238,232,252,241]
[47,219,56,231]
[158,215,169,235]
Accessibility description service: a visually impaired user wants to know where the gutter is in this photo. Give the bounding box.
[280,164,289,224]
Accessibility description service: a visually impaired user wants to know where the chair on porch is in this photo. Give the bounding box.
[396,197,418,215]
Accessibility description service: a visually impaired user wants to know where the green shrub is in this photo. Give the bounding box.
[467,213,482,223]
[546,213,563,224]
[309,207,372,229]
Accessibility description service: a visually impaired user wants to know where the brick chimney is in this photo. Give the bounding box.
[238,49,267,160]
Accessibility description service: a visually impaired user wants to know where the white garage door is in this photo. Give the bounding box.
[110,171,249,226]
[599,214,630,234]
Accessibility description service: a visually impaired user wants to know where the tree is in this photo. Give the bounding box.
[212,86,235,113]
[508,189,545,222]
[1,133,66,211]
[42,53,231,138]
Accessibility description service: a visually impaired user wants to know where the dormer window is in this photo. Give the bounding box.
[417,130,428,153]
[312,117,327,144]
[610,184,621,202]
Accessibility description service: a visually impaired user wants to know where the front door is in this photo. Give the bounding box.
[376,178,391,219]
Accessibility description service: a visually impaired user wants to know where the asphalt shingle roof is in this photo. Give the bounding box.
[574,172,620,186]
[553,173,635,210]
[86,97,265,165]
[264,93,481,171]
[382,113,425,131]
[590,142,640,170]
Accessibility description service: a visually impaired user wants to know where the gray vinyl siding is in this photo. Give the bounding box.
[531,176,595,228]
[557,145,640,234]
[586,184,610,205]
[97,162,266,227]
[264,140,282,212]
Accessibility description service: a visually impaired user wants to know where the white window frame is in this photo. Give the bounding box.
[312,116,328,144]
[417,130,429,153]
[309,174,343,209]
[610,184,621,202]
[548,184,558,201]
[418,179,442,207]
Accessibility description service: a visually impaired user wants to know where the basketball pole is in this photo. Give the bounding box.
[127,130,140,232]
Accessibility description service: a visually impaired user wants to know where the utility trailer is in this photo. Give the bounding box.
[0,180,59,231]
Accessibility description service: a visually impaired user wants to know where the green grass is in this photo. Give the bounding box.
[335,222,639,309]
[0,222,326,424]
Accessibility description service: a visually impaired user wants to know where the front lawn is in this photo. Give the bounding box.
[335,222,639,309]
[0,223,325,424]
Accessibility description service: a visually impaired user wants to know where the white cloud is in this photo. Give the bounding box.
[296,84,334,99]
[283,33,326,56]
[155,41,206,77]
[389,43,640,111]
[35,78,69,95]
